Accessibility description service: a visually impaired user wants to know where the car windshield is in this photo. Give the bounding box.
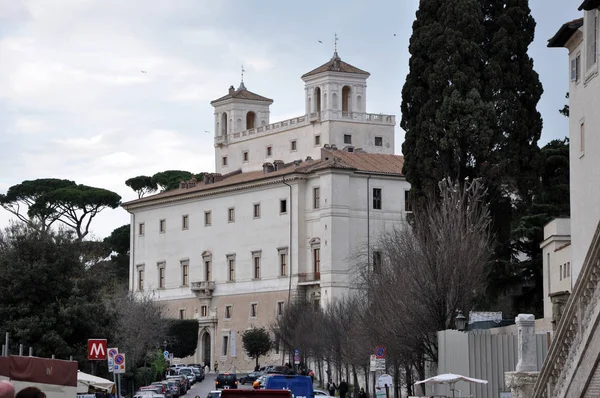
[218,374,236,381]
[179,369,192,375]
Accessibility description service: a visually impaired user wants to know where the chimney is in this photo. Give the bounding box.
[305,156,313,162]
[262,162,274,173]
[179,181,187,189]
[293,160,302,166]
[344,146,355,152]
[323,144,331,149]
[213,173,224,183]
[229,85,235,95]
[204,173,214,185]
[330,144,338,150]
[273,160,285,171]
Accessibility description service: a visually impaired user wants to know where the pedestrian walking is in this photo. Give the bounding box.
[358,388,367,398]
[327,381,336,396]
[214,361,219,372]
[338,380,349,398]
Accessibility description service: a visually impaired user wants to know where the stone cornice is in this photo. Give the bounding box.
[532,220,600,397]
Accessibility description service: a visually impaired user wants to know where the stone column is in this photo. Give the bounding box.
[505,314,539,398]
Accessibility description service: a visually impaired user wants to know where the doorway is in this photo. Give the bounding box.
[203,332,211,366]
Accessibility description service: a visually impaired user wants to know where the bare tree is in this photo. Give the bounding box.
[358,178,492,395]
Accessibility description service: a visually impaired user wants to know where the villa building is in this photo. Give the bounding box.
[122,52,411,371]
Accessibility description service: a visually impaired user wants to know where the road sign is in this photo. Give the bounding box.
[88,339,107,360]
[375,346,386,359]
[114,353,126,374]
[169,353,173,359]
[108,348,118,358]
[294,349,300,365]
[370,354,385,371]
[163,351,169,359]
[107,347,118,372]
[378,374,393,388]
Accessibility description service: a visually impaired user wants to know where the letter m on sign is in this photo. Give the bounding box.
[88,339,107,360]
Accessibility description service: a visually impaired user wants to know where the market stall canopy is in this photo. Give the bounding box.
[415,373,488,385]
[76,371,114,394]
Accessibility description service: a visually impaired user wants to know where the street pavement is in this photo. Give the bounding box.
[185,373,252,398]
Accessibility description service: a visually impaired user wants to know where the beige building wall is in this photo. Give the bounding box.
[540,218,572,319]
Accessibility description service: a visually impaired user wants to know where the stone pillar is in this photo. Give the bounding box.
[550,290,571,331]
[505,314,539,398]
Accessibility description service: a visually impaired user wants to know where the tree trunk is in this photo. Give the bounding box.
[352,364,359,398]
[363,365,369,397]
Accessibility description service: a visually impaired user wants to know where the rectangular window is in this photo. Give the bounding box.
[179,309,185,320]
[586,10,598,70]
[280,252,287,276]
[253,253,261,279]
[277,301,285,316]
[313,248,321,274]
[204,211,212,226]
[253,203,261,218]
[250,303,258,318]
[315,135,321,146]
[581,122,585,155]
[344,134,352,144]
[572,54,582,82]
[182,215,189,230]
[138,222,145,236]
[228,256,235,281]
[137,267,144,291]
[222,156,228,166]
[291,140,297,151]
[560,265,563,281]
[564,263,567,278]
[375,136,383,147]
[567,262,571,277]
[222,335,229,356]
[243,151,249,162]
[266,146,272,157]
[205,259,211,281]
[373,188,382,210]
[405,190,413,212]
[313,187,320,209]
[280,199,287,214]
[228,207,235,222]
[373,251,382,273]
[159,219,166,233]
[181,261,189,286]
[158,262,166,288]
[225,306,232,319]
[201,305,208,317]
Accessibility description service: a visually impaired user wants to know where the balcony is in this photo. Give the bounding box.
[214,135,228,147]
[297,272,321,285]
[190,281,216,298]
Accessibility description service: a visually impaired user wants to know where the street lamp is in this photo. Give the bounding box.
[163,340,168,351]
[455,311,467,331]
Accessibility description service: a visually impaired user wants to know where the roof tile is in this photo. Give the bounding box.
[301,53,370,79]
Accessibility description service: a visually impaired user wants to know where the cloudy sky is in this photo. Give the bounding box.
[0,0,580,239]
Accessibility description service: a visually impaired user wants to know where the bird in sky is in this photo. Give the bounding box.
[318,40,323,43]
[141,70,147,73]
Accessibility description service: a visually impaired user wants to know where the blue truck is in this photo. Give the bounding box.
[264,375,314,398]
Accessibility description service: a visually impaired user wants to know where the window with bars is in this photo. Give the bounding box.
[181,261,189,286]
[253,253,261,279]
[313,248,321,274]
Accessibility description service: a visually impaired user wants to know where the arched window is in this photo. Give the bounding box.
[246,111,256,129]
[314,87,321,112]
[332,93,338,110]
[221,113,228,135]
[342,86,351,113]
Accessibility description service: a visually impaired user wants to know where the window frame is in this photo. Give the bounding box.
[372,188,382,210]
[291,140,297,152]
[204,210,212,226]
[203,256,212,282]
[200,305,208,317]
[313,187,320,209]
[280,199,287,214]
[314,135,321,146]
[253,203,261,218]
[157,261,166,289]
[278,247,288,277]
[228,207,235,223]
[276,301,285,317]
[266,146,273,157]
[221,334,229,356]
[137,264,145,291]
[313,247,321,274]
[182,215,189,230]
[252,251,262,280]
[222,156,228,167]
[224,305,233,320]
[227,254,236,282]
[586,9,598,72]
[181,260,189,287]
[343,134,352,144]
[249,303,258,319]
[405,190,413,212]
[159,219,166,233]
[138,222,145,236]
[179,309,186,320]
[243,150,249,162]
[374,136,383,147]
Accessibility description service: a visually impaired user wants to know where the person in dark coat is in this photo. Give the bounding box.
[358,388,367,398]
[338,380,349,398]
[327,381,336,396]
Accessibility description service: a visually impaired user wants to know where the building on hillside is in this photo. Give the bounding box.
[531,2,600,396]
[122,52,410,372]
[540,218,572,321]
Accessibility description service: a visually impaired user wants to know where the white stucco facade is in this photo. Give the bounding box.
[124,52,409,371]
[560,9,600,282]
[540,218,572,319]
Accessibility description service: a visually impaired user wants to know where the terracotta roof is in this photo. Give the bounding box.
[301,52,370,79]
[548,18,584,48]
[211,83,273,105]
[579,0,600,10]
[122,149,404,208]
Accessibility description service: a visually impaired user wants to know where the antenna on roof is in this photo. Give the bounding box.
[241,65,245,83]
[238,65,247,90]
[334,33,338,53]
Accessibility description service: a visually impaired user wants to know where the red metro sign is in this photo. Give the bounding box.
[88,339,107,360]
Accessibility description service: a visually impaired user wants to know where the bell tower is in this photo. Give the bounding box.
[301,51,370,115]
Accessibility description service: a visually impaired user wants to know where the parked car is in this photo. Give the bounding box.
[215,373,238,390]
[139,386,163,395]
[177,367,196,385]
[206,391,221,398]
[313,390,328,396]
[240,372,261,385]
[151,382,174,398]
[167,375,188,394]
[134,394,165,398]
[166,380,181,398]
[192,366,205,382]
